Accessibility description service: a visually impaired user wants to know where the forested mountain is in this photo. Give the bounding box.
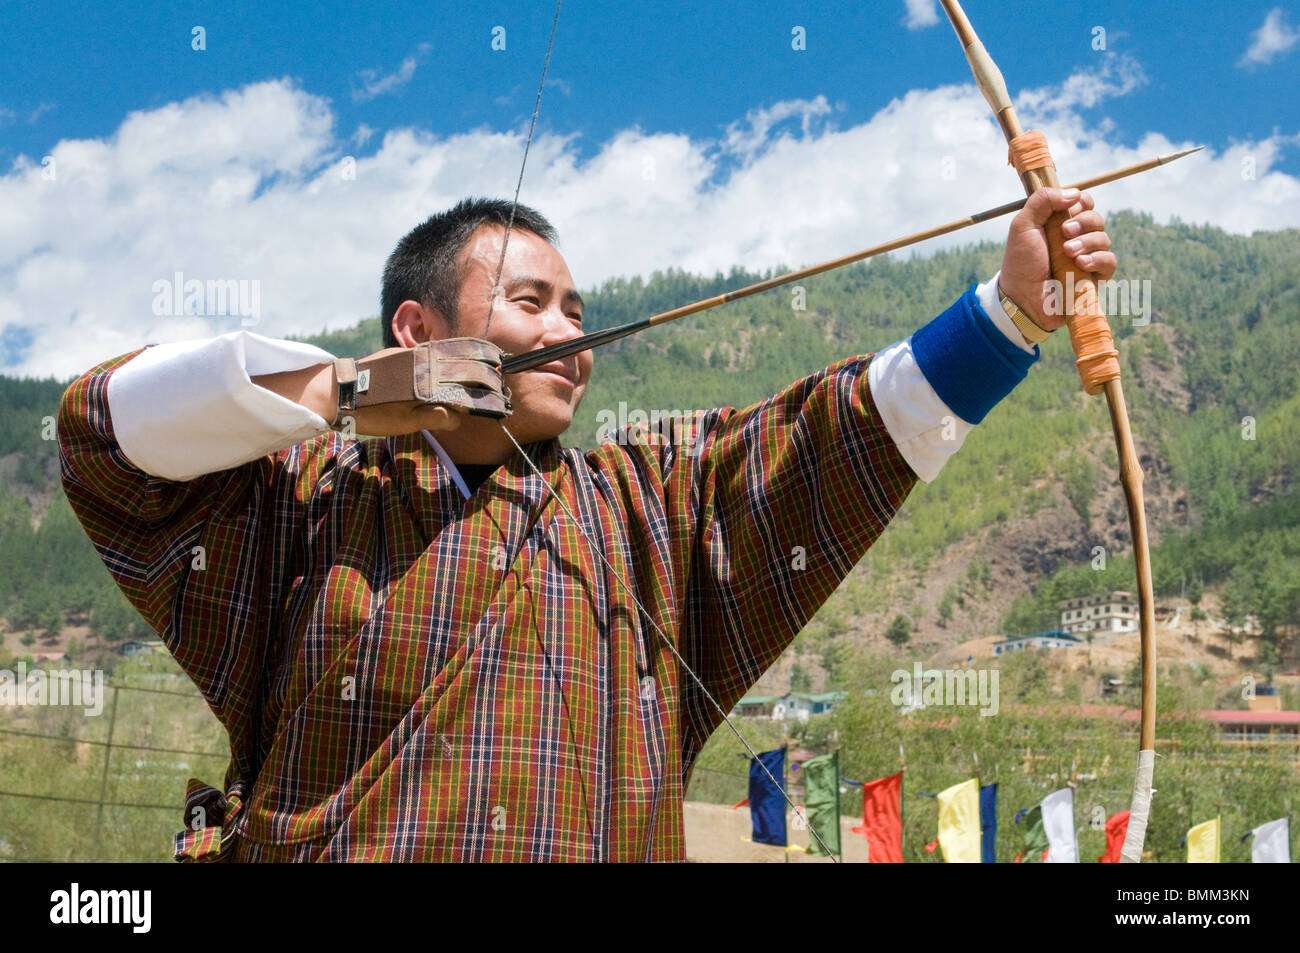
[3,212,1297,679]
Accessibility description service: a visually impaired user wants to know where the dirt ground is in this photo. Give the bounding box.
[684,801,872,862]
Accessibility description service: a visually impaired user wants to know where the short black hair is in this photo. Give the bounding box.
[380,198,558,348]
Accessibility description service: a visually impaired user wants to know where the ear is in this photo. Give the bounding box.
[391,300,453,347]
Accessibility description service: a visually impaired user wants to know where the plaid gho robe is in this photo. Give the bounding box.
[59,348,916,861]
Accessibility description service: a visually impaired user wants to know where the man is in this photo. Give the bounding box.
[59,190,1113,861]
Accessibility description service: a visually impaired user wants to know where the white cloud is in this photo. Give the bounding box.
[1239,8,1299,66]
[903,0,939,30]
[1016,54,1147,113]
[353,42,431,102]
[352,123,377,147]
[721,96,836,159]
[1,102,55,126]
[1,66,1297,379]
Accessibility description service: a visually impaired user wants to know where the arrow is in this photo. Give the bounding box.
[502,147,1199,374]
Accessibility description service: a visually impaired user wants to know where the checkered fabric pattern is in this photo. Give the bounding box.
[59,349,916,861]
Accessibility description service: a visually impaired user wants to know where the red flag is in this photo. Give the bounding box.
[850,770,904,862]
[1013,848,1049,862]
[1097,810,1130,863]
[732,798,749,810]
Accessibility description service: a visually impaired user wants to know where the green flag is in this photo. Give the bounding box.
[1017,805,1049,863]
[802,751,841,857]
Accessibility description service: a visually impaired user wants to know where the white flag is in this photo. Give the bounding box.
[1252,818,1291,863]
[1042,787,1078,863]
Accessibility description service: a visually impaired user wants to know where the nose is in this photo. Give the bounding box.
[532,301,588,382]
[538,303,584,345]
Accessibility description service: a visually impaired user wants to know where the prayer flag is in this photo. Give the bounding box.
[936,779,980,863]
[1187,817,1220,863]
[1097,810,1129,863]
[1249,818,1290,863]
[748,748,787,847]
[802,752,841,857]
[851,771,903,863]
[1042,787,1078,863]
[980,783,998,863]
[1014,805,1048,863]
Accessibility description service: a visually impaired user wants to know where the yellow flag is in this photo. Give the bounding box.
[1187,816,1220,863]
[937,779,981,863]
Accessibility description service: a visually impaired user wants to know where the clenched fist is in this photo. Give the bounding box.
[998,187,1116,333]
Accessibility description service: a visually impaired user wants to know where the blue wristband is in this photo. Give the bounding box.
[910,284,1039,425]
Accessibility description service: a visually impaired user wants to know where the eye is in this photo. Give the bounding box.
[568,311,583,324]
[517,295,541,306]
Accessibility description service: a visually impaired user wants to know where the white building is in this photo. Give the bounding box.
[731,691,848,720]
[992,631,1082,655]
[1058,590,1138,636]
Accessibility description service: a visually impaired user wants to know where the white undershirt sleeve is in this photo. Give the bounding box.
[106,330,338,481]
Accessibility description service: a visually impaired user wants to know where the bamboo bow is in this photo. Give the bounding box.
[937,0,1157,862]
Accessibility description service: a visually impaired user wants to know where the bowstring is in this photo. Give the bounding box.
[481,0,563,342]
[499,424,839,861]
[488,0,839,862]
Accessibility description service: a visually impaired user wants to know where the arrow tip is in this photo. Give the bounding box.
[1160,146,1205,164]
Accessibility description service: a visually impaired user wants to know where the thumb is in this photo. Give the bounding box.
[1016,186,1080,229]
[419,404,465,432]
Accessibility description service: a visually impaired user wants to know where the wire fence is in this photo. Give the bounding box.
[6,658,1295,863]
[0,665,228,863]
[0,653,781,863]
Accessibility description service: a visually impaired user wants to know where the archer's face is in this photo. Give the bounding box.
[452,225,592,442]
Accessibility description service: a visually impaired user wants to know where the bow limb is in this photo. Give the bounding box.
[937,0,1157,862]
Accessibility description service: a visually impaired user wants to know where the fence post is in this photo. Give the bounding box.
[91,684,120,861]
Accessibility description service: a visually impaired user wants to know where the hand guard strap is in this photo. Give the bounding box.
[331,338,510,427]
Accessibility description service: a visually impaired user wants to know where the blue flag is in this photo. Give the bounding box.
[980,782,998,863]
[749,747,787,847]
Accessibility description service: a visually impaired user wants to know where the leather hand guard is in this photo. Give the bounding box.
[332,338,511,426]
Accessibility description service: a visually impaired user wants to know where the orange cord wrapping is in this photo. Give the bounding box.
[1008,131,1120,394]
[1007,130,1054,174]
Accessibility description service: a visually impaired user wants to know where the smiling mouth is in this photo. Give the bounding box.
[532,363,577,386]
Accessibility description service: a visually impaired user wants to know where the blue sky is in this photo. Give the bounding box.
[0,1,1297,377]
[2,0,1295,174]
